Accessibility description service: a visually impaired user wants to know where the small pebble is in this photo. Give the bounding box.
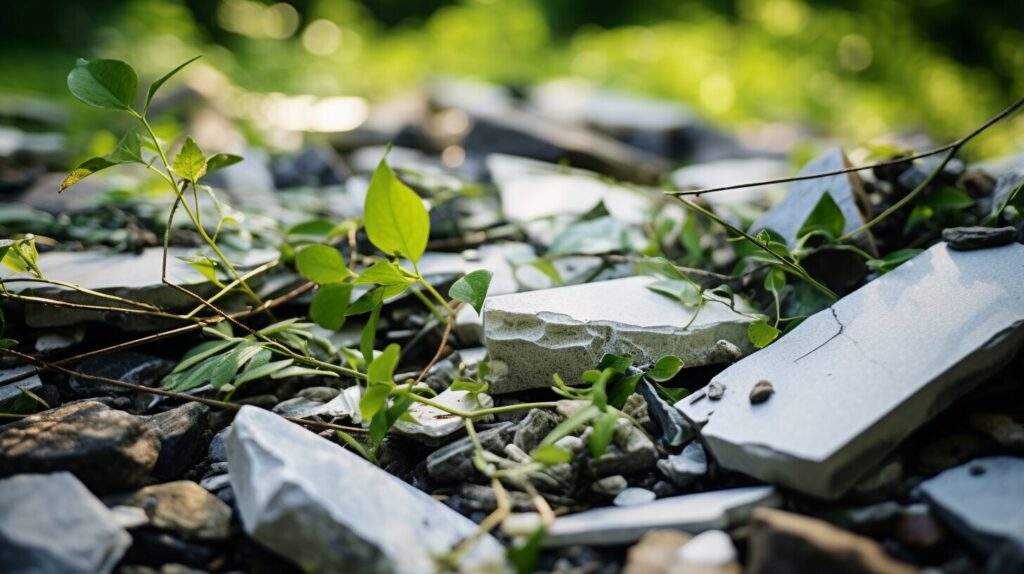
[942,226,1017,251]
[749,380,774,404]
[614,487,656,507]
[707,382,725,401]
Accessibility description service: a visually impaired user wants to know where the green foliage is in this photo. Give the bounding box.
[530,444,572,465]
[354,260,415,287]
[67,58,138,110]
[172,137,207,182]
[648,356,683,382]
[867,249,922,274]
[748,319,781,349]
[145,55,200,113]
[295,244,351,284]
[206,153,244,173]
[797,193,846,242]
[364,157,429,263]
[449,269,493,314]
[309,283,352,330]
[506,526,546,574]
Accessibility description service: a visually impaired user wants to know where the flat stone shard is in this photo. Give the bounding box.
[919,456,1024,554]
[0,472,131,574]
[483,276,755,393]
[544,486,779,546]
[227,406,505,574]
[677,243,1024,499]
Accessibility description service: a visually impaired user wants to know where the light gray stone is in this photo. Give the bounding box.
[391,388,493,445]
[227,406,506,574]
[0,472,131,574]
[677,243,1024,499]
[750,148,873,248]
[614,488,657,507]
[127,480,232,541]
[919,456,1024,554]
[0,368,42,409]
[671,158,790,208]
[588,418,659,478]
[427,422,517,483]
[544,486,779,546]
[592,475,628,496]
[674,530,739,568]
[658,442,708,488]
[484,276,755,393]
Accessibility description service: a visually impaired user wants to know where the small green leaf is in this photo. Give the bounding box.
[296,244,351,284]
[360,304,381,367]
[145,55,201,113]
[172,137,207,182]
[450,379,489,395]
[355,260,415,286]
[764,267,787,292]
[648,356,684,382]
[310,283,352,330]
[206,153,243,173]
[336,430,378,465]
[598,353,633,375]
[448,269,493,314]
[179,255,219,283]
[589,411,619,457]
[647,279,702,307]
[655,383,690,403]
[347,287,386,316]
[539,404,600,448]
[67,58,138,110]
[507,527,546,574]
[360,384,391,421]
[607,373,641,409]
[369,394,414,445]
[748,320,781,349]
[59,157,116,193]
[0,338,18,350]
[364,157,429,262]
[797,193,846,241]
[106,130,145,164]
[368,343,400,386]
[530,445,572,465]
[867,248,922,274]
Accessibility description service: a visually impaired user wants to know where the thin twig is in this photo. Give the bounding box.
[412,302,458,386]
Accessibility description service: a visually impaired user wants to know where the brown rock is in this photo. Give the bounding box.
[0,400,160,493]
[749,380,774,405]
[748,508,919,574]
[624,529,692,574]
[128,480,232,540]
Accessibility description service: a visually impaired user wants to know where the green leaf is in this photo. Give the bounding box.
[172,137,207,182]
[369,394,414,445]
[764,266,787,292]
[0,338,18,350]
[364,157,430,262]
[106,130,145,164]
[451,379,489,395]
[359,304,381,366]
[67,58,138,110]
[797,193,846,241]
[530,445,572,465]
[347,287,386,316]
[867,248,922,274]
[59,157,116,193]
[655,383,690,403]
[354,260,414,286]
[539,404,600,448]
[296,244,352,284]
[448,269,493,314]
[233,358,293,387]
[336,430,378,465]
[145,55,201,113]
[179,255,219,283]
[310,283,352,330]
[598,353,633,375]
[507,527,546,574]
[607,373,641,409]
[648,356,684,382]
[360,384,391,421]
[589,411,619,457]
[647,279,702,307]
[548,216,638,255]
[206,153,243,173]
[367,343,400,386]
[748,320,781,349]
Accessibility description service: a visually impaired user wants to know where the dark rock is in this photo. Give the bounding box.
[0,366,43,409]
[587,419,658,478]
[0,472,131,574]
[70,352,174,396]
[296,386,339,402]
[0,400,160,493]
[207,426,231,463]
[959,169,997,199]
[513,408,560,453]
[639,380,695,450]
[749,380,774,404]
[127,481,232,541]
[942,226,1017,251]
[271,145,348,189]
[657,441,708,487]
[122,530,220,570]
[148,402,210,480]
[747,508,918,574]
[427,422,516,482]
[235,394,279,410]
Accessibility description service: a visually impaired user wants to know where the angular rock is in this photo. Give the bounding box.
[623,530,692,574]
[513,408,561,453]
[919,456,1024,554]
[128,481,232,541]
[614,487,657,507]
[747,508,918,574]
[0,472,131,574]
[544,486,779,546]
[70,352,173,396]
[271,396,325,418]
[427,422,517,483]
[0,367,42,409]
[592,475,628,497]
[484,276,755,393]
[588,418,658,478]
[942,226,1017,251]
[227,406,506,573]
[678,243,1024,499]
[640,380,696,450]
[148,402,210,480]
[0,400,160,493]
[296,386,340,402]
[391,388,493,446]
[658,442,708,488]
[751,148,873,248]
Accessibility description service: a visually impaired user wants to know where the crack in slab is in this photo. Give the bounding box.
[794,306,843,363]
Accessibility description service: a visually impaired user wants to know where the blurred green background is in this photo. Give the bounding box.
[1,0,1021,159]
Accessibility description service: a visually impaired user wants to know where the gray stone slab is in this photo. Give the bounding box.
[0,367,42,408]
[677,243,1024,499]
[544,486,779,546]
[0,472,131,574]
[227,406,506,573]
[671,158,790,207]
[483,276,755,393]
[920,456,1024,554]
[750,148,872,247]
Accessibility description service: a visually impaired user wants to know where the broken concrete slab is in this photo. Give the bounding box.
[919,456,1024,554]
[750,148,873,248]
[391,388,493,446]
[227,406,506,573]
[677,243,1024,499]
[483,276,755,393]
[0,472,131,574]
[544,486,779,546]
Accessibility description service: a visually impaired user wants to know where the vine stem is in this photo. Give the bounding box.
[666,95,1024,197]
[394,383,559,419]
[0,278,162,311]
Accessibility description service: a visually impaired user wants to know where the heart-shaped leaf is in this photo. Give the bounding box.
[448,269,493,314]
[364,156,429,262]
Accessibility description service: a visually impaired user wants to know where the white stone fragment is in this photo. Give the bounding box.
[226,406,507,574]
[544,486,778,546]
[483,276,755,393]
[677,243,1024,499]
[391,388,493,445]
[0,472,131,574]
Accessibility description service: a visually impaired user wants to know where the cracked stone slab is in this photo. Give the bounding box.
[391,388,493,446]
[226,406,506,574]
[919,456,1024,554]
[677,243,1024,499]
[483,276,755,394]
[544,486,779,546]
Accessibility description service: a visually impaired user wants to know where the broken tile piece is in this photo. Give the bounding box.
[391,388,493,446]
[677,243,1024,499]
[750,148,872,247]
[226,406,506,574]
[919,456,1024,554]
[483,276,755,393]
[544,486,779,546]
